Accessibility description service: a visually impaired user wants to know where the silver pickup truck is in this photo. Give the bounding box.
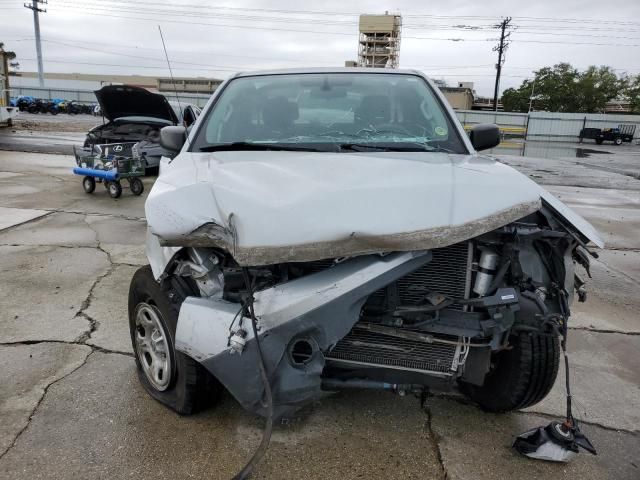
[128,68,602,422]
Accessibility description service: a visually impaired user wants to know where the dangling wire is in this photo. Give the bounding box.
[557,289,574,427]
[231,267,274,480]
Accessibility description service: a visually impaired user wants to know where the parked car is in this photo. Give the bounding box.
[84,85,200,171]
[65,100,89,115]
[27,98,59,115]
[129,69,602,424]
[15,95,35,111]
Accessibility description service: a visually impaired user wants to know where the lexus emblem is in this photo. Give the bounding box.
[113,145,123,152]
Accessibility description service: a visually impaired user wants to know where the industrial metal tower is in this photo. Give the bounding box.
[357,13,402,68]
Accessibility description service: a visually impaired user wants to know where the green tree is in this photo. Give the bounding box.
[501,63,624,113]
[502,82,532,112]
[577,66,621,113]
[625,75,640,113]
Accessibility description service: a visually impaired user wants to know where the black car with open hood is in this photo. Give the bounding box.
[83,85,201,172]
[94,85,179,124]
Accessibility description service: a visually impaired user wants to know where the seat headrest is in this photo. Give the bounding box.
[262,96,299,127]
[356,94,391,123]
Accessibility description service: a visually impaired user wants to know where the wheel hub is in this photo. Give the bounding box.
[134,303,172,391]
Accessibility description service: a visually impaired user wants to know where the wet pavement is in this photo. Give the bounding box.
[0,142,639,479]
[0,113,94,154]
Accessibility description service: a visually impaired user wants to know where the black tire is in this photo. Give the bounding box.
[129,177,144,196]
[145,166,160,176]
[460,332,559,412]
[595,138,603,145]
[108,181,122,198]
[128,265,221,415]
[82,176,96,194]
[614,137,622,145]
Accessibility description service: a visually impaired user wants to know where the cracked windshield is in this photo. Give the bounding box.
[195,73,467,153]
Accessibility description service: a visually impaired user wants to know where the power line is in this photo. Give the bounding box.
[3,0,637,35]
[6,36,337,65]
[508,35,640,47]
[511,30,640,41]
[42,4,498,42]
[11,36,496,73]
[14,0,638,47]
[6,0,640,28]
[46,0,361,26]
[16,57,239,72]
[37,40,253,70]
[40,4,640,47]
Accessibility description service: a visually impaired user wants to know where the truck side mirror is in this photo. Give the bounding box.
[469,124,500,151]
[160,126,187,153]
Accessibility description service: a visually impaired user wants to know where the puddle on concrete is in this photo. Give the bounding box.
[489,141,615,160]
[576,148,613,158]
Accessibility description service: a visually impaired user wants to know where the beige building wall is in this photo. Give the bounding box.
[17,72,223,94]
[440,88,474,110]
[18,71,157,88]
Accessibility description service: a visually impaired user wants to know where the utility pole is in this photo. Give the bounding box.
[528,78,536,113]
[492,17,512,112]
[24,0,47,87]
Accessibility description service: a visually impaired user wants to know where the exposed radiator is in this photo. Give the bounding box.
[301,242,473,308]
[326,325,464,376]
[365,241,473,311]
[326,242,473,375]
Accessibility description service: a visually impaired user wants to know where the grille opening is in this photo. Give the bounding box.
[327,242,473,375]
[326,327,459,375]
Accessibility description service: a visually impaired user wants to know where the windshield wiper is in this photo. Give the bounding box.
[339,143,438,152]
[199,142,323,152]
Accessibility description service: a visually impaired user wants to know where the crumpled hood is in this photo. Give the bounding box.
[146,151,603,265]
[94,85,178,123]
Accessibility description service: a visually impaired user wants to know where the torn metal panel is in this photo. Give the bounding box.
[539,194,604,248]
[175,250,431,416]
[145,229,181,280]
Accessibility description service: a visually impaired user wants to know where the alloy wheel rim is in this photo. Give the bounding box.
[134,303,172,391]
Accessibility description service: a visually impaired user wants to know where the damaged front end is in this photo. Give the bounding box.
[154,204,595,418]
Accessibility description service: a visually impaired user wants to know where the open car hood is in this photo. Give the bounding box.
[145,151,604,267]
[94,85,178,123]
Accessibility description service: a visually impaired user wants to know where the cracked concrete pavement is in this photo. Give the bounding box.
[0,145,639,479]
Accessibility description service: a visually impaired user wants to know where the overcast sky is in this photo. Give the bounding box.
[2,0,640,96]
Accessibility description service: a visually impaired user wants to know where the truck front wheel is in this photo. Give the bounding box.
[460,332,559,412]
[128,266,221,415]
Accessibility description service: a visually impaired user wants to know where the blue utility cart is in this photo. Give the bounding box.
[73,143,145,198]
